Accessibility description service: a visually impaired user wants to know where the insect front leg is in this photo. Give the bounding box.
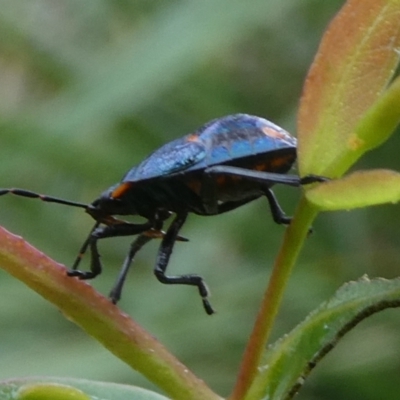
[68,221,101,279]
[68,221,153,280]
[153,212,215,315]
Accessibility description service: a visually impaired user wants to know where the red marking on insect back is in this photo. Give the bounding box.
[262,126,288,140]
[111,182,133,199]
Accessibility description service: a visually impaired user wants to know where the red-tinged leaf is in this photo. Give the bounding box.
[0,227,220,400]
[306,169,400,210]
[297,0,400,177]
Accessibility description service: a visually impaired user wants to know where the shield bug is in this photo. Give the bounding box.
[0,114,325,314]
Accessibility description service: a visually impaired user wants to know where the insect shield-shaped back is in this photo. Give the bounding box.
[65,114,320,315]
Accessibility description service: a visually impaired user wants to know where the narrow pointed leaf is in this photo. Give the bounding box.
[245,276,400,400]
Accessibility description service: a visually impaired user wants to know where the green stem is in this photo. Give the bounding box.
[229,197,318,400]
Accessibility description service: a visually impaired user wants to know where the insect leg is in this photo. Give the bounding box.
[68,221,153,280]
[109,233,153,304]
[300,174,328,185]
[208,187,291,224]
[204,165,326,187]
[263,187,292,225]
[108,211,181,304]
[204,166,326,225]
[68,221,101,277]
[153,212,215,315]
[212,188,292,225]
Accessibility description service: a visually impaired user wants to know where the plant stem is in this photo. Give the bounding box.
[230,197,318,400]
[0,227,222,400]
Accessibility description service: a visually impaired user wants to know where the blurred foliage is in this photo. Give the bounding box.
[0,1,399,399]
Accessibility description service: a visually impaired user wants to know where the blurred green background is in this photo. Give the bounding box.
[0,1,400,399]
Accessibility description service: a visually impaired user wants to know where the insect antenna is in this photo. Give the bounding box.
[0,188,88,209]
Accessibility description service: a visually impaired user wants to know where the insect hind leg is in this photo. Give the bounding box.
[204,166,328,187]
[263,187,291,225]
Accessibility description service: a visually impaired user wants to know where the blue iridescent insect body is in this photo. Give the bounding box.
[115,114,298,217]
[0,114,324,315]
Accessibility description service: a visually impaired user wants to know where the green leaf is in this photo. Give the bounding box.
[297,0,400,177]
[340,76,400,173]
[306,169,400,210]
[0,377,169,400]
[16,383,91,400]
[245,276,400,400]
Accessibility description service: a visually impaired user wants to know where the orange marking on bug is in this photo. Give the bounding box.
[186,133,200,142]
[262,126,288,139]
[253,154,295,172]
[111,182,133,199]
[254,162,269,171]
[274,153,295,168]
